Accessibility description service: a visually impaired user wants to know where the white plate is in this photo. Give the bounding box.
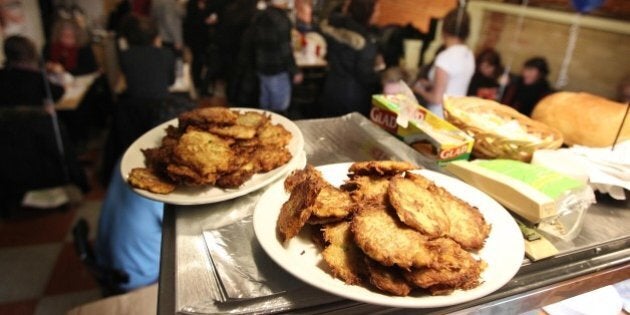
[120,108,305,205]
[253,162,524,308]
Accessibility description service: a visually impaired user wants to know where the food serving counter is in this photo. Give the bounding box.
[157,113,630,314]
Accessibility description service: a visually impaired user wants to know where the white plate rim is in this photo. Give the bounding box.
[120,108,305,205]
[253,162,524,308]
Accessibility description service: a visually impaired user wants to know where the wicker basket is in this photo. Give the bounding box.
[443,96,563,162]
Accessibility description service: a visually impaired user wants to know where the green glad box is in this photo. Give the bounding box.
[370,94,474,163]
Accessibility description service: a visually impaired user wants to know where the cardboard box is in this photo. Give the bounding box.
[370,94,474,163]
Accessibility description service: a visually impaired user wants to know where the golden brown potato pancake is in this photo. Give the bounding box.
[235,111,269,129]
[364,257,413,296]
[277,178,322,243]
[351,204,434,269]
[173,129,233,178]
[321,221,366,285]
[307,185,355,223]
[208,125,257,139]
[348,161,418,176]
[404,237,483,295]
[388,174,450,238]
[252,145,292,172]
[128,167,176,194]
[432,183,491,251]
[178,107,238,129]
[284,165,323,192]
[341,175,392,206]
[258,122,292,147]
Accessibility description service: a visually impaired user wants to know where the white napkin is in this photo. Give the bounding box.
[569,140,630,200]
[532,141,630,200]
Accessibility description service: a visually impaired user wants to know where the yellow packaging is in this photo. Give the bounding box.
[370,94,474,163]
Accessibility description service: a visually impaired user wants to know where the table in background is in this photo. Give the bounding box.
[55,72,100,111]
[158,113,630,314]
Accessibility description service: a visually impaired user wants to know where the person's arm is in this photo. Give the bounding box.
[414,66,448,105]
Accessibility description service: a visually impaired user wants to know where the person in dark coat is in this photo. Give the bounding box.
[184,0,224,97]
[101,15,194,185]
[0,36,88,213]
[502,57,553,117]
[249,0,300,113]
[319,0,382,117]
[467,48,504,100]
[0,36,65,106]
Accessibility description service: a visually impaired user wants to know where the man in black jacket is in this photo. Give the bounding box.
[250,0,301,113]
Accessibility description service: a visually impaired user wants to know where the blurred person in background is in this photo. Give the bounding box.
[151,0,184,53]
[43,18,98,76]
[0,35,88,214]
[295,0,316,33]
[248,0,301,115]
[413,7,474,118]
[0,35,64,106]
[101,15,194,186]
[216,0,258,104]
[318,0,382,117]
[96,159,163,292]
[502,57,553,116]
[184,0,221,97]
[467,48,504,100]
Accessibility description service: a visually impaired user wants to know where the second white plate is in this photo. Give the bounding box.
[120,108,305,205]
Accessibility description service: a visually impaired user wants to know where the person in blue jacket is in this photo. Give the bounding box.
[96,159,163,291]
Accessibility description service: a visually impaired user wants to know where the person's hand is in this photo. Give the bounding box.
[46,62,64,74]
[293,72,304,85]
[205,13,218,25]
[374,54,385,71]
[412,79,427,94]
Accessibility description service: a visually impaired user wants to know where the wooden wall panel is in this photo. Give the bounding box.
[374,0,457,32]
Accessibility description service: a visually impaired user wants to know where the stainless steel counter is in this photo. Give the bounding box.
[158,114,630,314]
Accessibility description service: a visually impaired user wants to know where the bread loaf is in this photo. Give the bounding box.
[532,92,630,147]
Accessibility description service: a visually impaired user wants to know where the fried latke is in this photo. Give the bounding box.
[215,162,256,188]
[364,257,413,296]
[258,122,292,147]
[432,184,491,251]
[207,125,257,139]
[388,174,450,238]
[173,129,233,179]
[235,111,269,129]
[404,238,483,295]
[166,164,216,185]
[348,161,418,176]
[284,165,323,192]
[128,167,176,194]
[307,185,355,224]
[277,178,322,243]
[321,221,366,285]
[341,175,391,206]
[178,107,238,130]
[351,204,434,269]
[252,145,292,172]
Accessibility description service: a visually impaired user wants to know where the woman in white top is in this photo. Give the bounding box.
[414,7,474,118]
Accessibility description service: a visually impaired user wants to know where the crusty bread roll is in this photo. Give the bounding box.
[532,92,630,147]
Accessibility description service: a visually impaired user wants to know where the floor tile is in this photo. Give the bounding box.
[45,242,100,295]
[65,201,102,242]
[0,208,78,248]
[0,243,62,303]
[0,299,38,315]
[34,289,101,315]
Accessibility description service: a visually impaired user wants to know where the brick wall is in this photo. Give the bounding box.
[477,10,630,99]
